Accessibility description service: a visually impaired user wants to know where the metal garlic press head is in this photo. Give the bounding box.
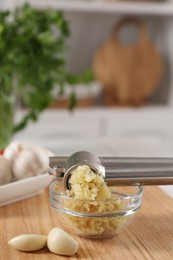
[49,151,173,189]
[49,151,105,189]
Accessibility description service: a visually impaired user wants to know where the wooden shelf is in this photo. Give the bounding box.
[29,0,173,16]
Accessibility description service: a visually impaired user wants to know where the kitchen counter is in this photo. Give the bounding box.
[1,186,173,259]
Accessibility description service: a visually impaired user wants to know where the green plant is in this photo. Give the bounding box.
[0,4,94,150]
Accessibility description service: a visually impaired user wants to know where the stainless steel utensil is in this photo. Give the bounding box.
[49,151,173,189]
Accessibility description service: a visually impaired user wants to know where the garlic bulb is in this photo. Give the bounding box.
[3,141,24,162]
[4,141,54,162]
[12,146,52,180]
[0,156,13,185]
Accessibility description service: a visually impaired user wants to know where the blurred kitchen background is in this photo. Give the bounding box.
[1,0,173,159]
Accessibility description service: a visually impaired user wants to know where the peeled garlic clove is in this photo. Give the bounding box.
[47,228,79,256]
[8,234,47,252]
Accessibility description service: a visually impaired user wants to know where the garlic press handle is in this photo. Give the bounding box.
[49,155,173,186]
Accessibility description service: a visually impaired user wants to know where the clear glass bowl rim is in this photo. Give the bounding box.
[49,181,143,202]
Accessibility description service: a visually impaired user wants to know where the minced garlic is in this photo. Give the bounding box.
[58,165,128,237]
[66,165,112,200]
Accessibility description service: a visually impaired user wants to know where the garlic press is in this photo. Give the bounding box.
[49,151,173,189]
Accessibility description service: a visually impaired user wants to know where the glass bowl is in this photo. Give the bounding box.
[49,181,143,238]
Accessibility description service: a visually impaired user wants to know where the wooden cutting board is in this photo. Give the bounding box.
[93,17,163,106]
[1,186,173,259]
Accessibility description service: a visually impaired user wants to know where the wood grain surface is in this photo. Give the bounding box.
[1,186,173,260]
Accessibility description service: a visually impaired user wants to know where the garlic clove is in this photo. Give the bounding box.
[8,234,47,252]
[47,227,79,256]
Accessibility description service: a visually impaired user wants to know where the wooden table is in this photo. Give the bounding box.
[1,186,173,260]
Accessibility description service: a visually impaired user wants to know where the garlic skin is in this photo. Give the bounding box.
[47,227,79,256]
[8,234,47,252]
[12,146,51,180]
[0,156,13,185]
